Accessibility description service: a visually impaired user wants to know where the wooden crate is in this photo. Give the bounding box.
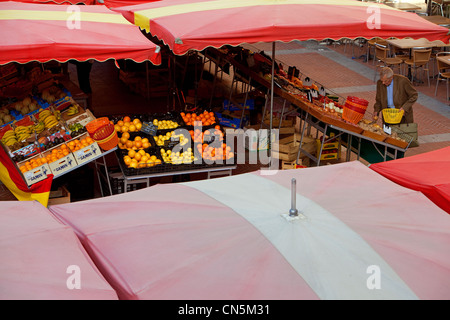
[48,186,71,206]
[272,133,316,161]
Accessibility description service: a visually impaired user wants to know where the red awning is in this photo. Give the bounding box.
[0,0,96,6]
[114,0,450,55]
[0,1,161,65]
[102,0,159,8]
[370,147,450,215]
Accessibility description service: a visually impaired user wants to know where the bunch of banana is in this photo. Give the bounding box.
[66,105,79,116]
[32,121,45,134]
[14,125,33,142]
[38,109,59,129]
[1,129,18,147]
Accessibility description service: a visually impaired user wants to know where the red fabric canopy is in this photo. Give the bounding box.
[113,0,450,55]
[370,147,450,214]
[0,1,161,65]
[102,0,159,8]
[0,0,95,4]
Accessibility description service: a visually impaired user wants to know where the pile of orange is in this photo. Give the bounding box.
[197,142,234,161]
[67,136,94,152]
[181,111,216,126]
[123,149,161,169]
[114,116,142,133]
[41,144,72,164]
[19,156,48,173]
[189,125,223,143]
[118,132,151,150]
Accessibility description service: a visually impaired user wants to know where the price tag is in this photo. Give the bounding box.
[383,124,392,135]
[141,122,157,136]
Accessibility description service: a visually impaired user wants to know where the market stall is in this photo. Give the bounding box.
[48,161,450,300]
[0,1,162,205]
[0,201,118,299]
[114,0,450,166]
[370,146,450,214]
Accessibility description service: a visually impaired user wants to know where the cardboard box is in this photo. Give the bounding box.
[71,133,101,165]
[263,116,293,128]
[48,186,70,206]
[17,155,52,186]
[215,111,249,129]
[48,153,77,178]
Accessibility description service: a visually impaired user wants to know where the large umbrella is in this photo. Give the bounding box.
[114,0,450,143]
[0,0,96,4]
[114,0,450,56]
[370,146,450,215]
[0,201,118,299]
[0,1,161,65]
[48,161,450,300]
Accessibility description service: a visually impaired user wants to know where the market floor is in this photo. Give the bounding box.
[58,34,450,200]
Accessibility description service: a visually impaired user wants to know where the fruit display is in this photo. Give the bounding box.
[160,147,197,165]
[114,116,143,133]
[123,149,162,169]
[66,136,95,153]
[153,131,189,147]
[66,104,80,116]
[118,132,152,150]
[181,111,216,126]
[42,144,71,164]
[197,142,234,162]
[189,125,224,144]
[40,85,69,104]
[152,118,179,130]
[18,156,48,173]
[37,108,60,129]
[68,123,87,138]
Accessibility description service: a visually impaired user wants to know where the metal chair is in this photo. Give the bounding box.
[367,37,387,64]
[404,48,432,86]
[373,44,404,82]
[434,51,450,102]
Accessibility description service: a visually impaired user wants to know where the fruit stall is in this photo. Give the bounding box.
[203,46,414,165]
[0,64,120,198]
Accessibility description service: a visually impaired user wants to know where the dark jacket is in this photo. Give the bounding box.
[374,74,418,123]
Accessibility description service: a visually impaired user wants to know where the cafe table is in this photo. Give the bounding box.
[384,2,421,11]
[422,15,450,26]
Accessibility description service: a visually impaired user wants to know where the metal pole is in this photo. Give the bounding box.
[289,178,298,217]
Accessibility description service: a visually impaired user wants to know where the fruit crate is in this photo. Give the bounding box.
[116,147,164,176]
[17,154,52,187]
[316,134,340,161]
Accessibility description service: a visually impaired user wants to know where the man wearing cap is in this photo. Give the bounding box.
[372,67,418,124]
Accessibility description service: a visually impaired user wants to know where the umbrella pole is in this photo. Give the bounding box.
[269,42,276,169]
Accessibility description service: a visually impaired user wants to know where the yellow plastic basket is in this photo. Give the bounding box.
[382,108,404,124]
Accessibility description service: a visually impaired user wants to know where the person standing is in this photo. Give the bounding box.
[372,67,418,124]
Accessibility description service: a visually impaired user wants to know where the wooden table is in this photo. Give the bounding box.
[422,15,450,26]
[384,2,421,11]
[437,54,450,66]
[386,38,449,50]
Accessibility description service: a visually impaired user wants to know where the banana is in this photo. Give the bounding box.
[2,130,15,139]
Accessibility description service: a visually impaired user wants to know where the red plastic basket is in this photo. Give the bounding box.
[86,117,110,135]
[343,96,369,124]
[91,123,118,151]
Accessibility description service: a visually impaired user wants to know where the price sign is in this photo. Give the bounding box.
[383,124,392,135]
[141,122,158,136]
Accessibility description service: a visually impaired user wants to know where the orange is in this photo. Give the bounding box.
[135,141,142,149]
[140,155,149,163]
[121,126,129,133]
[122,132,130,140]
[124,157,132,166]
[142,141,150,149]
[123,116,131,123]
[129,124,136,132]
[125,140,134,149]
[120,137,128,145]
[133,118,141,125]
[138,149,146,156]
[117,120,124,127]
[141,137,149,144]
[134,136,142,142]
[128,149,136,158]
[134,153,141,161]
[114,124,121,132]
